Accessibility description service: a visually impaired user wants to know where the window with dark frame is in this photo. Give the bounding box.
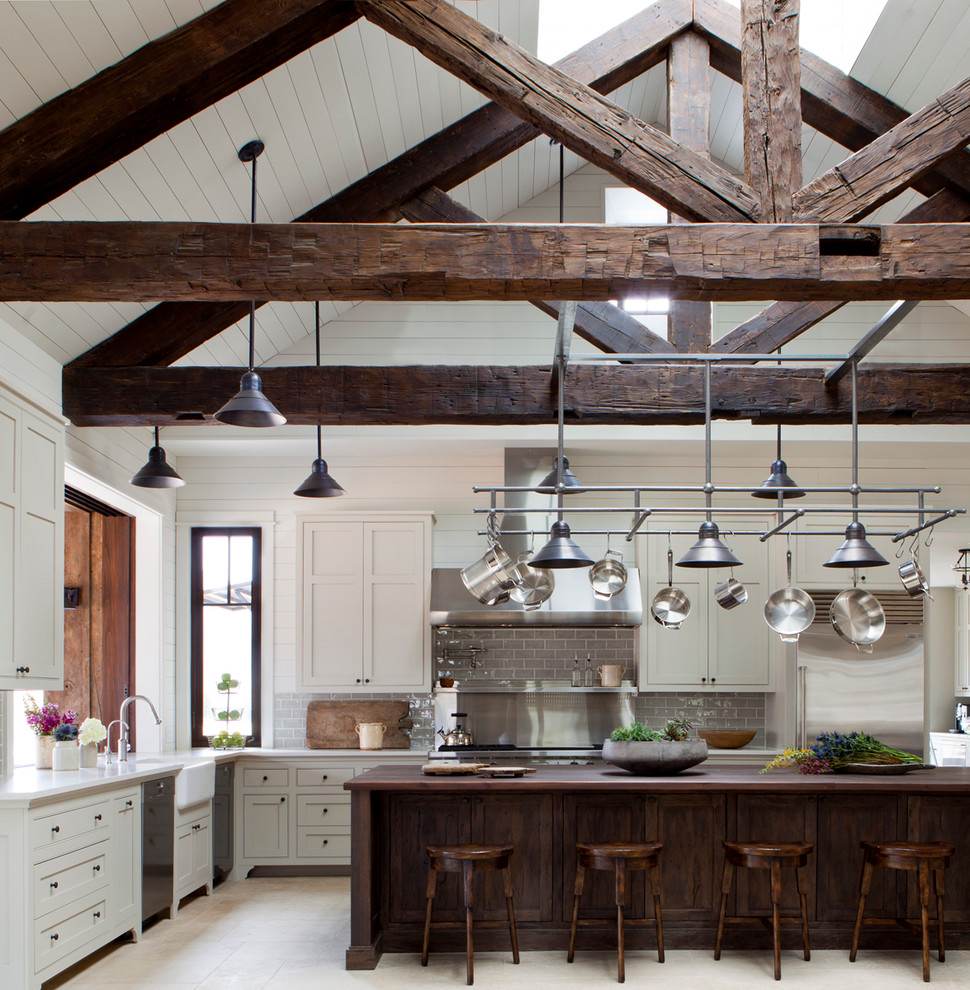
[190,528,262,748]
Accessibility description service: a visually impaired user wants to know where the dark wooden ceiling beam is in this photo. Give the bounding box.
[740,0,802,222]
[695,0,970,204]
[710,187,970,354]
[400,186,672,355]
[62,363,970,428]
[10,220,970,303]
[666,31,712,352]
[357,0,760,222]
[0,0,361,221]
[794,74,970,222]
[69,0,690,370]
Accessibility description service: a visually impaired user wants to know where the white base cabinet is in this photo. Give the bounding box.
[0,784,141,990]
[172,800,212,915]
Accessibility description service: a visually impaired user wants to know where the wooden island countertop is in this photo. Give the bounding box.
[343,762,970,969]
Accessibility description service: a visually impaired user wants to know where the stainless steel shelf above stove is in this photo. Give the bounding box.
[434,679,638,694]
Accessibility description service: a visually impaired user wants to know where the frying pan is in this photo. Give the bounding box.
[763,548,815,642]
[830,588,885,653]
[508,550,555,610]
[651,544,691,629]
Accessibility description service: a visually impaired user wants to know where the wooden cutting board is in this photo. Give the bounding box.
[306,700,412,749]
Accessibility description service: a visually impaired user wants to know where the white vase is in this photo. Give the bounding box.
[35,735,54,769]
[52,740,80,771]
[80,742,98,768]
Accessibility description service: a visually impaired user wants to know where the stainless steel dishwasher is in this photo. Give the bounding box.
[142,776,175,922]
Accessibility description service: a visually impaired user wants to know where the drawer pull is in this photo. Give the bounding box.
[323,839,328,845]
[125,800,133,808]
[93,911,101,919]
[280,797,286,803]
[50,881,58,890]
[15,666,29,674]
[322,774,328,781]
[322,808,328,814]
[94,813,102,822]
[50,934,59,942]
[93,864,101,872]
[192,823,201,831]
[262,775,268,781]
[51,825,60,834]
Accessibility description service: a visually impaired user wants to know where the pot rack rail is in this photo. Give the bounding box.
[471,348,966,548]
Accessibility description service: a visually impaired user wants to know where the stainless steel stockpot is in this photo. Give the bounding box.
[714,574,748,610]
[460,542,518,606]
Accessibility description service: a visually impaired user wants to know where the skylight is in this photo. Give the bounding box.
[538,0,889,74]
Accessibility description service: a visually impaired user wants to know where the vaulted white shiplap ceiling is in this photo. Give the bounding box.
[0,0,968,370]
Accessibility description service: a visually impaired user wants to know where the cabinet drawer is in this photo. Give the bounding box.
[33,841,109,919]
[297,829,351,860]
[31,799,111,856]
[34,896,107,971]
[296,795,351,828]
[295,766,356,789]
[242,767,289,788]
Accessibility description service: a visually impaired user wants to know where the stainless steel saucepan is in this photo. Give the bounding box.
[898,542,933,600]
[461,540,518,606]
[589,538,628,600]
[651,543,691,629]
[508,550,555,610]
[764,546,815,642]
[830,587,885,653]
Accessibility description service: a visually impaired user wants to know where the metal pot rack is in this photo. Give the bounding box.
[471,350,965,548]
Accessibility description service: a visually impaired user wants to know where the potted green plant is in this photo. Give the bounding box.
[209,672,247,749]
[602,718,708,775]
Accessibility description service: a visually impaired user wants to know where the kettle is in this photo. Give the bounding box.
[437,712,474,747]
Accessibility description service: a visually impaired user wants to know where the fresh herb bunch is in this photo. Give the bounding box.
[610,718,693,742]
[810,731,921,768]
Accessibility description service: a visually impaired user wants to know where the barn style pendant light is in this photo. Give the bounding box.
[294,303,345,498]
[953,549,970,588]
[751,425,805,499]
[823,361,888,568]
[130,427,185,489]
[214,140,286,428]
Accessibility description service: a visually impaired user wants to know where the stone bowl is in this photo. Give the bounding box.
[601,738,708,776]
[697,728,756,749]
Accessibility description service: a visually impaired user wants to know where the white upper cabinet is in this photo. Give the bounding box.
[299,514,433,693]
[0,386,64,689]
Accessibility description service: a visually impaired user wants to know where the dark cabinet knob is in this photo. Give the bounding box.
[322,808,328,814]
[711,677,716,683]
[15,666,29,674]
[364,678,370,683]
[356,678,362,683]
[94,814,102,822]
[50,881,58,889]
[51,934,59,942]
[93,911,101,919]
[262,775,268,781]
[323,839,328,845]
[322,774,328,781]
[192,823,201,831]
[125,800,133,808]
[280,797,286,803]
[93,864,101,872]
[701,677,707,683]
[51,825,60,834]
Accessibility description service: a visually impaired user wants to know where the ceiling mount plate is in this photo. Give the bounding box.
[237,140,265,162]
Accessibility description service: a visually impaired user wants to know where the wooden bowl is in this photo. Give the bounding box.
[697,728,756,749]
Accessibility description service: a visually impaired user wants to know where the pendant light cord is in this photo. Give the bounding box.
[704,362,712,522]
[555,141,565,520]
[851,359,859,522]
[247,151,258,373]
[153,426,160,448]
[315,301,323,461]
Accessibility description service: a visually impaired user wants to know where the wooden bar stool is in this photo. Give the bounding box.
[714,840,812,981]
[422,843,519,986]
[567,840,665,983]
[850,840,955,982]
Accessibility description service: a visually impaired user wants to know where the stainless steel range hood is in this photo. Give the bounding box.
[430,566,642,627]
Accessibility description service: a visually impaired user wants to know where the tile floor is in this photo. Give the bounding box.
[46,876,969,990]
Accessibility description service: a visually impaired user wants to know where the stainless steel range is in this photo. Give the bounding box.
[429,743,604,765]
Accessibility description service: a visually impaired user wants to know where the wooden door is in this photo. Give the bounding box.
[733,794,817,918]
[384,794,471,923]
[816,794,903,922]
[645,793,726,921]
[470,793,555,922]
[562,793,646,920]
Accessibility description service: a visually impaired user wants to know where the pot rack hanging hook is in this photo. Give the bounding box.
[924,525,935,548]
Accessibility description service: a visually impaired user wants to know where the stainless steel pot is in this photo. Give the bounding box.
[830,588,885,653]
[764,548,815,642]
[437,713,473,747]
[589,546,628,600]
[651,545,691,629]
[508,550,555,610]
[714,572,747,610]
[461,541,517,606]
[898,553,933,600]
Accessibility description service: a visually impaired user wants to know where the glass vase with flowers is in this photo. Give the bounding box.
[23,695,78,769]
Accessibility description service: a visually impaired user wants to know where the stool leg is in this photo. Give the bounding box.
[769,859,782,981]
[850,860,873,963]
[615,861,627,983]
[796,864,811,961]
[567,863,585,963]
[918,860,931,983]
[934,868,946,963]
[502,865,520,964]
[649,863,665,964]
[463,860,475,986]
[714,859,733,961]
[421,865,437,967]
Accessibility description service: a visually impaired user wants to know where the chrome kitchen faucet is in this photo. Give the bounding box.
[116,695,162,762]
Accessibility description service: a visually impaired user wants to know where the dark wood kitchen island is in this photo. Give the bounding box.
[343,763,970,968]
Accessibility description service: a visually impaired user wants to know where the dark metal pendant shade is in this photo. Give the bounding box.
[294,458,345,498]
[751,458,806,499]
[130,429,185,489]
[213,371,286,428]
[676,521,743,568]
[528,521,594,569]
[535,456,586,493]
[823,521,890,568]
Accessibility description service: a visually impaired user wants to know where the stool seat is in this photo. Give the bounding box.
[851,840,955,982]
[715,839,813,981]
[422,844,519,985]
[568,840,664,983]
